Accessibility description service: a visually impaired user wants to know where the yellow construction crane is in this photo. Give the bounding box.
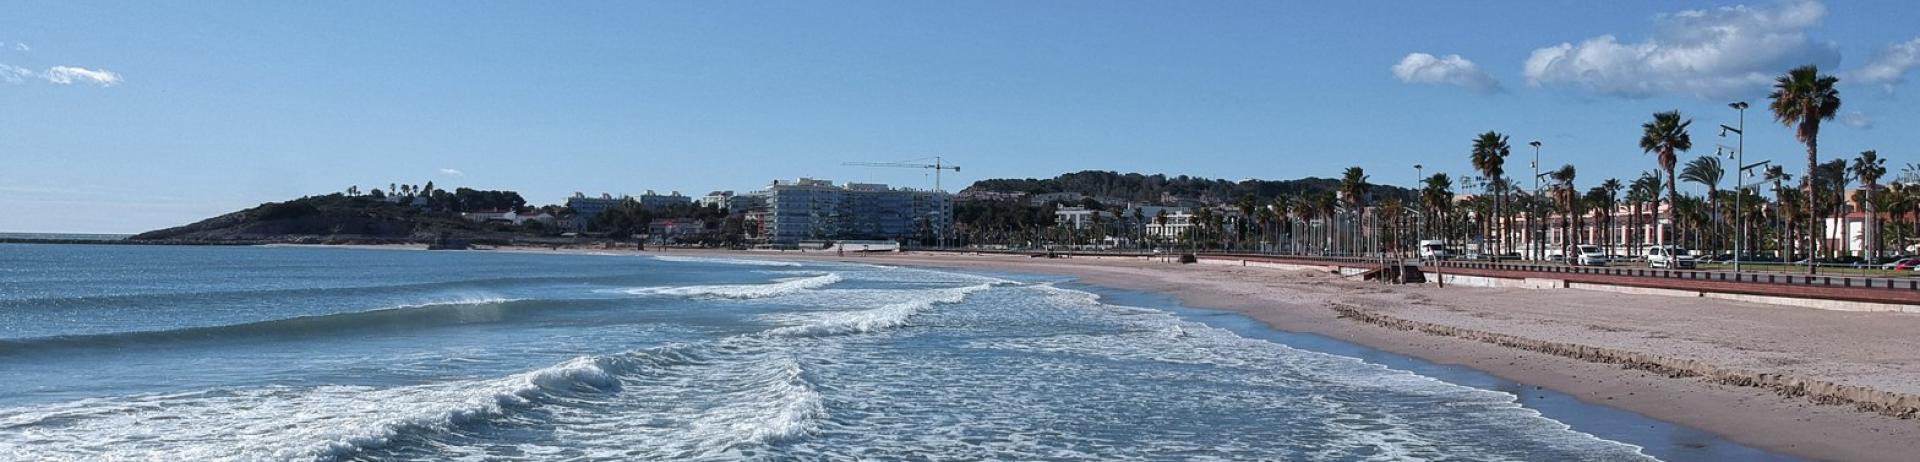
[841,156,961,192]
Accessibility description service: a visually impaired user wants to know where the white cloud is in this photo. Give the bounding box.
[1853,37,1920,91]
[43,66,121,86]
[439,168,465,177]
[12,43,27,52]
[1842,111,1873,129]
[1523,0,1839,99]
[1393,53,1503,94]
[0,63,31,83]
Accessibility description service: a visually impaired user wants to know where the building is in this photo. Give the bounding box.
[638,190,692,210]
[699,190,769,213]
[1054,206,1117,230]
[566,193,629,230]
[763,178,952,245]
[462,209,517,224]
[1029,192,1086,206]
[462,210,559,227]
[647,218,707,242]
[1141,207,1196,239]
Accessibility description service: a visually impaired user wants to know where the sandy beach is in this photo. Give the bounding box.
[623,248,1920,462]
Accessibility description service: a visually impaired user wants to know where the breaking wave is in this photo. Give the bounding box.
[625,273,842,299]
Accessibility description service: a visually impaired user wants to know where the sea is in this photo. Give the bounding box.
[0,244,1793,461]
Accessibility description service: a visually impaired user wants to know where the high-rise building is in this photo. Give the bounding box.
[565,193,630,230]
[637,190,692,210]
[763,178,951,245]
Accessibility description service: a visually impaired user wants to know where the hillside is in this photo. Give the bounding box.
[130,193,535,243]
[961,170,1416,204]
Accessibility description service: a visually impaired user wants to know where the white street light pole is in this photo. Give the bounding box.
[1726,101,1748,272]
[1529,140,1542,261]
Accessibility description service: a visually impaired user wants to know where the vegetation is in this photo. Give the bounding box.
[1769,64,1843,273]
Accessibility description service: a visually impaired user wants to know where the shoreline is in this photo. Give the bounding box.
[634,248,1917,462]
[24,242,1914,460]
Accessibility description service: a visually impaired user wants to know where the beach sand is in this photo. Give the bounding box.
[632,249,1920,462]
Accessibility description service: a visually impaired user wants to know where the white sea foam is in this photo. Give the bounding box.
[652,255,803,267]
[0,354,633,461]
[626,273,842,299]
[765,283,993,337]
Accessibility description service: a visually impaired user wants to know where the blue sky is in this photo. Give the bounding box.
[3,0,1917,233]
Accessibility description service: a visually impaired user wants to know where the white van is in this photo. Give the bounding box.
[1418,240,1451,260]
[1572,245,1608,266]
[1646,245,1696,269]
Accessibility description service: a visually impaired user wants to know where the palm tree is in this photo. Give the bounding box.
[1640,111,1693,251]
[1339,167,1370,255]
[1851,150,1886,263]
[1812,159,1850,259]
[1764,165,1794,258]
[1471,132,1511,256]
[1597,178,1623,254]
[1680,155,1725,252]
[1132,208,1147,250]
[1887,183,1916,255]
[1236,194,1259,250]
[1421,173,1454,246]
[1769,65,1842,273]
[1153,209,1170,248]
[1630,171,1664,258]
[1549,164,1577,253]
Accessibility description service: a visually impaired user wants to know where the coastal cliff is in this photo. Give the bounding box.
[129,194,544,244]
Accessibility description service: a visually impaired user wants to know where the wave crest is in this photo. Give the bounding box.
[626,273,842,299]
[766,284,992,337]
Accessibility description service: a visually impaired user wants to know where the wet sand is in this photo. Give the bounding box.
[645,249,1920,462]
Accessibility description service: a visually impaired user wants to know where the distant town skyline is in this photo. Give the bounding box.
[4,0,1918,233]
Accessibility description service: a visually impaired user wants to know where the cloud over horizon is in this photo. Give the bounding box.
[1853,37,1920,92]
[1841,111,1873,129]
[43,66,122,86]
[439,168,465,177]
[1392,53,1502,95]
[1523,0,1839,99]
[0,64,122,86]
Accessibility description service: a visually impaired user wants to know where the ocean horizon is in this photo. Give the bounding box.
[0,244,1789,460]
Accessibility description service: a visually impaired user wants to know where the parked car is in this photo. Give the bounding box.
[1571,245,1609,266]
[1879,256,1917,270]
[1886,257,1920,271]
[1646,245,1696,269]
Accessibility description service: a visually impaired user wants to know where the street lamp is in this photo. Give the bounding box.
[1724,101,1747,272]
[1529,141,1542,261]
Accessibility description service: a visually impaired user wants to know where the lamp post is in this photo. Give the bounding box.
[1724,101,1748,272]
[1415,164,1424,255]
[1529,141,1542,261]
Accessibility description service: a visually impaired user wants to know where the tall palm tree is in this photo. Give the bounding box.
[1630,171,1664,258]
[1236,194,1259,249]
[1549,164,1577,252]
[1764,165,1794,258]
[1887,183,1916,255]
[1851,150,1886,263]
[1814,159,1850,259]
[1471,132,1511,256]
[1680,155,1725,252]
[1422,173,1454,245]
[1597,178,1623,253]
[1313,192,1338,255]
[1769,65,1842,273]
[1339,167,1370,255]
[1640,111,1692,250]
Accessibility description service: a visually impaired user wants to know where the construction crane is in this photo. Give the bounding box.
[841,156,961,192]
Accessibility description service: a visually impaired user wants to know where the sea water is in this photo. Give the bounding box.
[0,244,1772,460]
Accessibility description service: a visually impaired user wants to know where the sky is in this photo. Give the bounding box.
[3,0,1918,233]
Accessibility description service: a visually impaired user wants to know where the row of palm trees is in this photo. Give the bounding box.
[1016,64,1893,274]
